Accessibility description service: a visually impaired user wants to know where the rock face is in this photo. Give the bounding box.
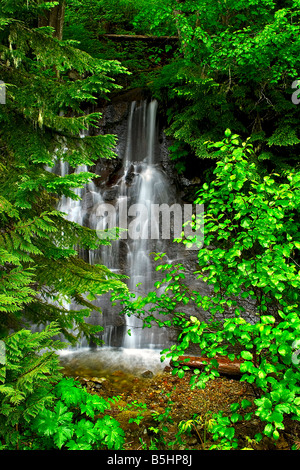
[78,92,206,349]
[75,90,255,350]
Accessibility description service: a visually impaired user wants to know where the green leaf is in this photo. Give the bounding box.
[260,316,276,324]
[53,425,73,449]
[278,345,291,357]
[34,410,57,436]
[96,416,125,450]
[264,423,273,437]
[75,419,96,443]
[269,411,284,424]
[224,427,235,440]
[241,351,253,360]
[241,399,252,409]
[230,402,240,412]
[231,412,242,423]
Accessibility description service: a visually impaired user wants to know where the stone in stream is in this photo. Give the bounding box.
[141,370,154,379]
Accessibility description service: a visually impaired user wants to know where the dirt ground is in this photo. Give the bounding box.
[62,362,299,451]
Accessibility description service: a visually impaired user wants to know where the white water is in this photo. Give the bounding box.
[59,347,169,376]
[120,100,171,348]
[48,100,179,359]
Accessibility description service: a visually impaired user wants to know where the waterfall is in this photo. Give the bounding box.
[97,99,178,349]
[120,100,172,348]
[48,99,181,351]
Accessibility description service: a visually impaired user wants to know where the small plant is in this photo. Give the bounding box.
[113,130,300,450]
[119,400,147,426]
[32,378,125,450]
[0,324,125,450]
[148,389,175,448]
[134,388,176,450]
[209,399,257,450]
[0,323,64,449]
[177,412,215,449]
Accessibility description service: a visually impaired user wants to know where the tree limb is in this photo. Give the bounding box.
[101,34,179,43]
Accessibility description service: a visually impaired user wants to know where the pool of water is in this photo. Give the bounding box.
[59,347,170,379]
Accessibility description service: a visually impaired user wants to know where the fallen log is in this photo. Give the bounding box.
[101,34,179,43]
[177,355,243,376]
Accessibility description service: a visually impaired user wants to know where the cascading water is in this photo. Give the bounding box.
[117,100,176,349]
[49,99,186,372]
[89,99,179,350]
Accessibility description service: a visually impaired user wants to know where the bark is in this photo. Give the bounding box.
[177,356,243,376]
[38,0,66,40]
[173,0,192,57]
[101,34,179,43]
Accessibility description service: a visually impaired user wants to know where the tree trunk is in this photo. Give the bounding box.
[173,0,187,56]
[38,0,66,40]
[102,34,178,43]
[177,356,243,376]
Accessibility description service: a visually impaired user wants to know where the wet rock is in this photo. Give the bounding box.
[94,158,123,187]
[80,376,109,390]
[90,376,108,384]
[187,438,198,446]
[102,186,119,201]
[141,370,154,379]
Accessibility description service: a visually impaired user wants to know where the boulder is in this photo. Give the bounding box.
[141,370,154,379]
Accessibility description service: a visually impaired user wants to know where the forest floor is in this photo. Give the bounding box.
[61,357,299,451]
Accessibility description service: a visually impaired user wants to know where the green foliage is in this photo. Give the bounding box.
[63,0,176,89]
[164,66,241,164]
[113,132,300,449]
[132,0,176,36]
[148,389,175,447]
[65,0,150,36]
[0,1,129,339]
[0,323,64,448]
[32,378,124,450]
[132,0,300,171]
[0,324,125,450]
